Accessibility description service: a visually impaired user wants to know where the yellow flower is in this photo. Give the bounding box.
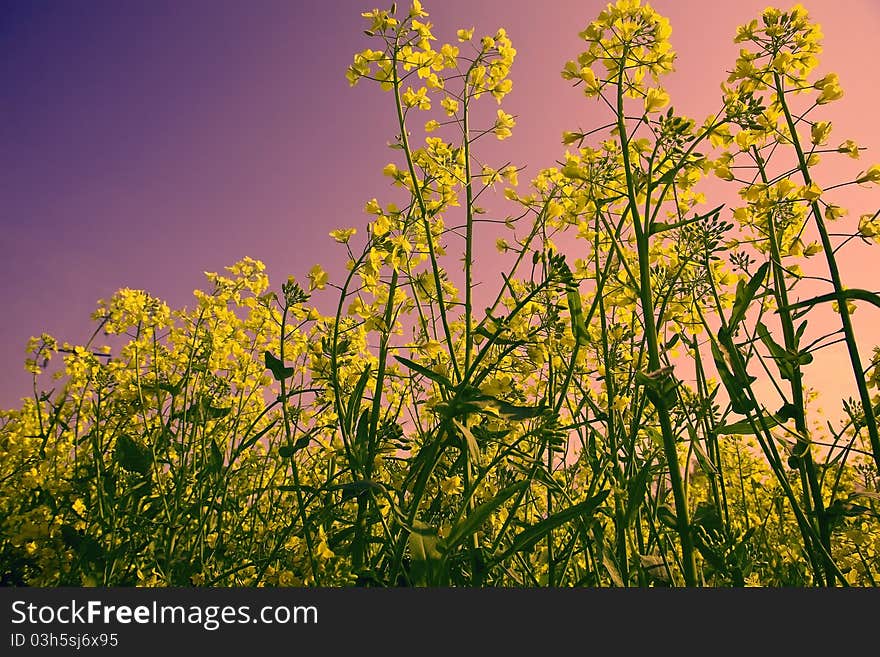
[714,163,734,181]
[814,73,843,104]
[424,119,440,133]
[361,8,398,33]
[801,182,822,200]
[644,87,670,113]
[859,213,880,240]
[457,27,474,42]
[832,299,857,314]
[856,164,880,184]
[440,475,463,496]
[824,205,846,221]
[409,0,428,19]
[810,121,831,146]
[329,228,357,244]
[307,264,328,291]
[441,96,459,116]
[402,86,431,110]
[372,214,392,237]
[501,165,518,185]
[365,198,382,214]
[494,109,515,139]
[837,140,859,158]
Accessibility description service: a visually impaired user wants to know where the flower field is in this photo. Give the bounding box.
[2,0,879,587]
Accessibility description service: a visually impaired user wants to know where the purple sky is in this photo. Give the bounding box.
[2,0,879,411]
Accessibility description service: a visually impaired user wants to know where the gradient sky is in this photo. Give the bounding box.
[2,0,879,412]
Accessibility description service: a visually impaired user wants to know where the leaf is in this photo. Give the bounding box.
[278,435,311,458]
[264,350,295,381]
[202,405,232,421]
[714,408,790,435]
[355,409,371,446]
[479,398,546,421]
[756,321,796,380]
[394,355,454,390]
[656,504,678,530]
[114,435,152,475]
[783,288,880,313]
[328,480,385,502]
[635,367,680,409]
[495,490,609,562]
[408,519,444,562]
[452,419,481,465]
[353,409,371,468]
[445,481,528,551]
[346,366,372,435]
[230,419,278,465]
[639,554,672,584]
[276,484,318,494]
[171,399,231,423]
[208,439,223,474]
[603,554,625,587]
[140,379,181,396]
[625,462,654,525]
[728,262,769,331]
[710,340,755,415]
[565,285,590,346]
[649,204,724,236]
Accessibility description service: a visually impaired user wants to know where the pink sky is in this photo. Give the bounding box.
[2,0,879,414]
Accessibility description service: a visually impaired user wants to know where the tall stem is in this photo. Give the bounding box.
[752,146,836,584]
[774,72,880,473]
[616,71,696,586]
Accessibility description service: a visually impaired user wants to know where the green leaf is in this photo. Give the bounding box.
[714,408,791,435]
[171,399,231,423]
[783,288,880,313]
[445,481,528,551]
[355,409,370,446]
[408,519,444,562]
[452,419,481,465]
[728,262,769,331]
[278,435,311,458]
[565,285,590,346]
[625,462,654,525]
[276,484,318,494]
[479,398,546,421]
[756,321,796,380]
[208,439,223,474]
[230,419,278,465]
[495,490,609,562]
[649,204,724,236]
[353,409,371,467]
[635,367,680,409]
[710,340,755,415]
[394,355,454,390]
[328,480,385,502]
[264,350,295,381]
[114,435,152,475]
[656,504,678,530]
[346,366,372,435]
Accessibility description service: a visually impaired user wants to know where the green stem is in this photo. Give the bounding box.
[392,40,461,383]
[278,305,320,585]
[774,72,880,473]
[616,72,696,586]
[751,145,836,584]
